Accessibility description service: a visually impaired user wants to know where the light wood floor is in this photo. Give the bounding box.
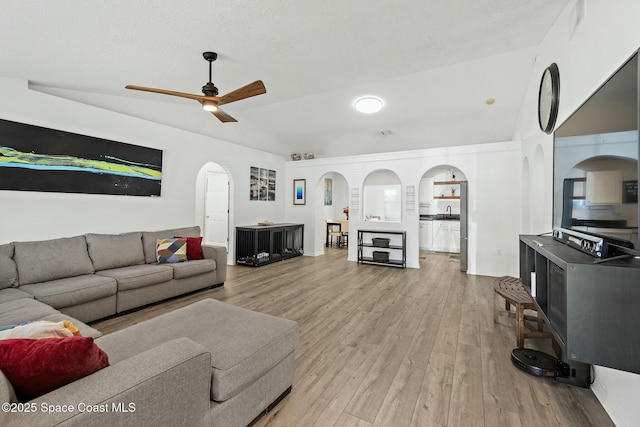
[91,249,614,427]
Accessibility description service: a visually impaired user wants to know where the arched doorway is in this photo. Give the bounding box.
[419,165,469,271]
[316,172,349,255]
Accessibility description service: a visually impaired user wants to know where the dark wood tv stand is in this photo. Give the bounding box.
[519,235,640,387]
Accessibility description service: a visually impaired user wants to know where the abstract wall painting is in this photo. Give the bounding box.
[0,118,162,196]
[324,178,332,205]
[249,166,276,201]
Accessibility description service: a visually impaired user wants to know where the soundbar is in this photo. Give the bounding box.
[552,227,635,259]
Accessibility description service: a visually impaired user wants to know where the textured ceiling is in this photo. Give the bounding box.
[0,0,570,158]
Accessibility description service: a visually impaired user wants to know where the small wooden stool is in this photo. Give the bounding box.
[494,276,552,348]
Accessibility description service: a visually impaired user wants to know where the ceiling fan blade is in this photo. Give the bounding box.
[125,85,219,102]
[218,80,266,106]
[211,108,237,123]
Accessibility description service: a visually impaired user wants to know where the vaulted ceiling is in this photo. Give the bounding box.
[1,0,569,158]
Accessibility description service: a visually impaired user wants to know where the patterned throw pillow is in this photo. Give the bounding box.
[156,238,187,263]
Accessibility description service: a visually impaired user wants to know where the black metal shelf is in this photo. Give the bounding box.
[357,229,406,268]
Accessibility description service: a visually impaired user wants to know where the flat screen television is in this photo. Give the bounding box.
[553,51,639,254]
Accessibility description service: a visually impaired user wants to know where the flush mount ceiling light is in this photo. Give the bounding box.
[354,96,384,114]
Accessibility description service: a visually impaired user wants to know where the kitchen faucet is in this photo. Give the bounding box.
[446,205,452,217]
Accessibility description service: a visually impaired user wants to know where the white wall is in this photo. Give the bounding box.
[0,77,286,263]
[513,1,640,425]
[286,141,522,276]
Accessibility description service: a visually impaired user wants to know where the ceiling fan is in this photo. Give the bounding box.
[125,52,266,123]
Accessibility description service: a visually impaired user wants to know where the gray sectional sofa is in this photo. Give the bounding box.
[0,227,299,427]
[4,225,226,323]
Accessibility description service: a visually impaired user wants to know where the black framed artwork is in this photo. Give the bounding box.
[0,118,162,196]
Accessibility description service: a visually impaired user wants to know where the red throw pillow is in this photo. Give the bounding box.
[0,337,109,401]
[174,236,204,260]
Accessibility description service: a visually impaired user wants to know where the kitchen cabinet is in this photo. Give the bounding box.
[432,220,460,253]
[586,171,622,204]
[419,178,434,205]
[419,220,433,250]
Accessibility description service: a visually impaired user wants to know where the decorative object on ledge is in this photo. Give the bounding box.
[293,179,306,205]
[250,166,276,201]
[0,118,162,196]
[290,153,315,160]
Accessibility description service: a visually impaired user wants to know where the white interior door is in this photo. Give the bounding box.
[204,171,229,250]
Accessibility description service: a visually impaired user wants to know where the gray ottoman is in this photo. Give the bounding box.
[96,298,298,426]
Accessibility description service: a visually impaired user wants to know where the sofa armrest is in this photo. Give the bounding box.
[202,244,227,284]
[6,338,211,427]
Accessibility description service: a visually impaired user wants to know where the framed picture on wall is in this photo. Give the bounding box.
[250,166,260,200]
[250,166,276,201]
[324,178,332,205]
[293,179,306,205]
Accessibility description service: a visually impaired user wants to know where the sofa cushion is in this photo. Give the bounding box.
[13,236,95,286]
[0,294,102,339]
[19,274,117,309]
[0,288,34,305]
[156,238,187,264]
[0,298,61,327]
[142,226,201,264]
[96,264,173,291]
[86,232,145,271]
[169,259,217,279]
[0,243,17,289]
[0,336,109,401]
[96,298,299,402]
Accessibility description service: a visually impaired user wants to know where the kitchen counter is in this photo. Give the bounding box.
[420,214,460,221]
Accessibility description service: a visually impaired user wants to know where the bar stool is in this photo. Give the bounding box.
[493,276,552,348]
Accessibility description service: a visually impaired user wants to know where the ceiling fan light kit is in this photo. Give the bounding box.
[355,96,384,114]
[202,100,218,112]
[125,51,266,123]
